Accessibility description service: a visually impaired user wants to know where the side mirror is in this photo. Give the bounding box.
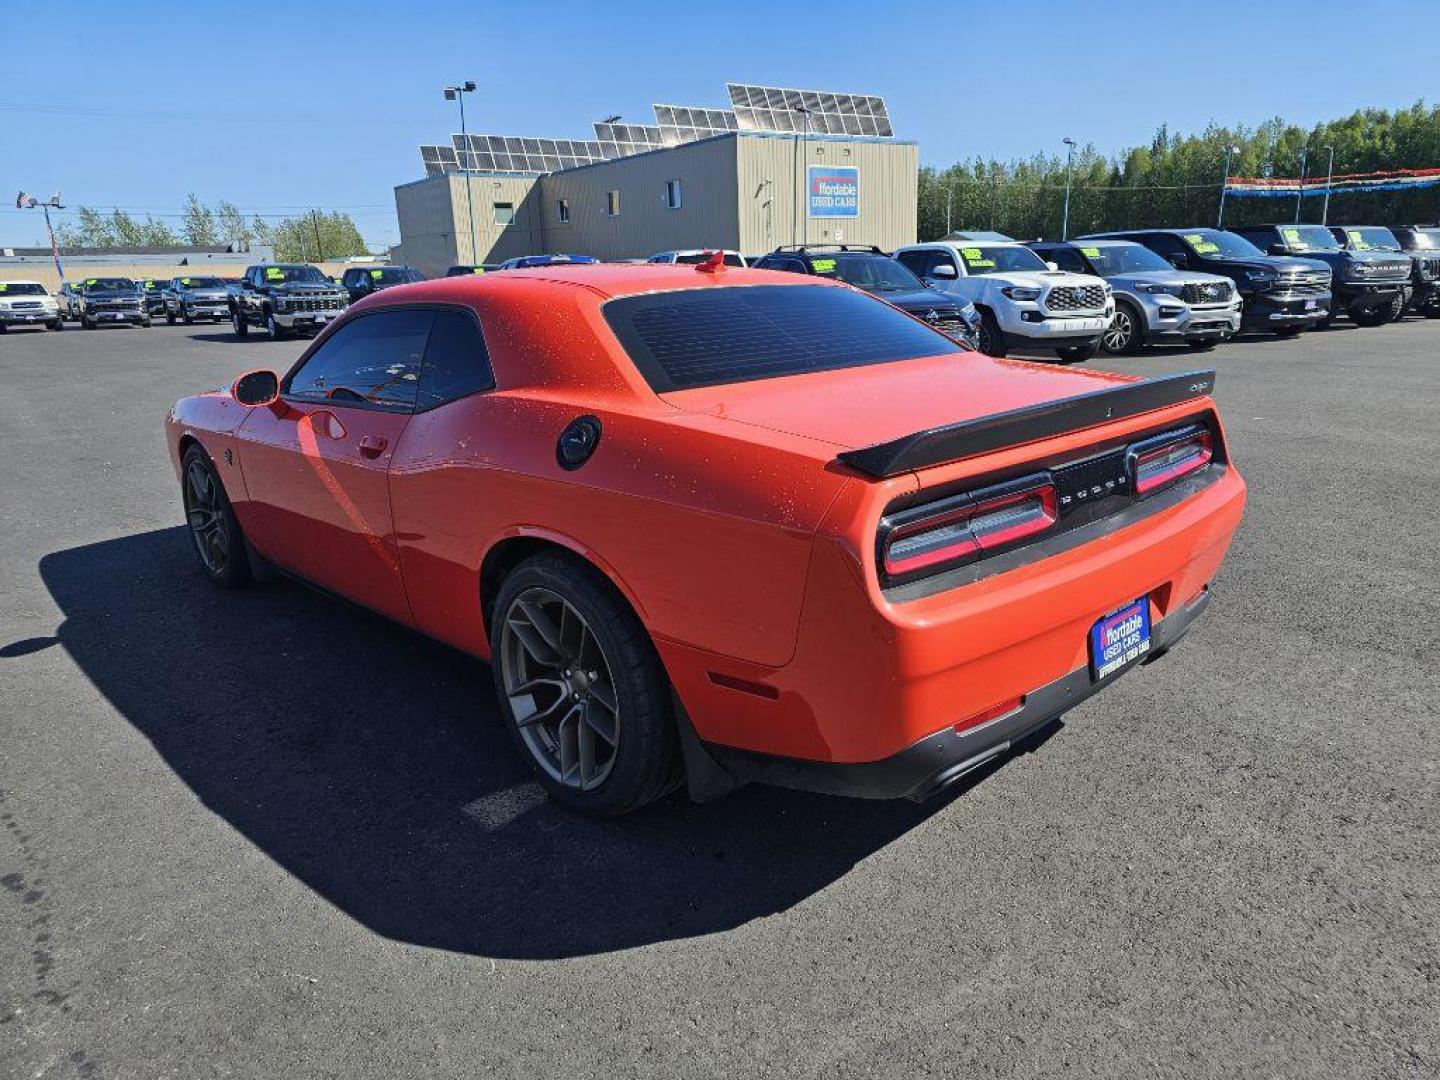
[929,263,958,280]
[1165,253,1186,269]
[1045,261,1060,272]
[232,369,280,407]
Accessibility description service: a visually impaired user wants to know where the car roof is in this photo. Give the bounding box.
[1,279,46,287]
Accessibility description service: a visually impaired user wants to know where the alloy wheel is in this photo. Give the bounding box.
[499,587,621,791]
[184,459,229,575]
[1103,308,1134,352]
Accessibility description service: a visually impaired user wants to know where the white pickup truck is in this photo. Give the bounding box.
[893,240,1113,361]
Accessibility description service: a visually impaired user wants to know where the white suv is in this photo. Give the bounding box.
[894,241,1113,361]
[0,280,63,332]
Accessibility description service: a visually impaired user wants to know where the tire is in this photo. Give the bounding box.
[0,323,7,334]
[231,307,249,339]
[1187,339,1217,351]
[141,317,152,328]
[265,310,285,341]
[81,315,95,330]
[180,445,251,589]
[1054,343,1098,363]
[975,308,1007,357]
[1100,301,1143,355]
[1352,305,1390,328]
[490,550,680,817]
[48,320,62,332]
[183,308,194,325]
[1275,326,1304,337]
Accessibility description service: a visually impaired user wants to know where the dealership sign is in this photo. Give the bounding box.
[808,166,858,217]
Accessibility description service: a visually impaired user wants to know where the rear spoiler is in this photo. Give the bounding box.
[836,369,1217,478]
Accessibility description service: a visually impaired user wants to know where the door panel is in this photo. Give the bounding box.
[237,401,415,623]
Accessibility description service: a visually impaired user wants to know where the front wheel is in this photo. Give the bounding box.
[81,315,95,330]
[1275,326,1304,337]
[1100,303,1142,355]
[231,307,249,339]
[181,445,251,588]
[265,311,285,340]
[975,309,1007,357]
[1054,343,1098,363]
[1187,339,1217,351]
[48,320,63,332]
[491,551,680,817]
[1352,306,1391,328]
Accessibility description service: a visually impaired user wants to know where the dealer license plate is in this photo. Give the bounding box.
[1305,299,1318,310]
[1089,598,1152,681]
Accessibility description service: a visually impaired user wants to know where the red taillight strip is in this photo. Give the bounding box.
[1129,427,1213,495]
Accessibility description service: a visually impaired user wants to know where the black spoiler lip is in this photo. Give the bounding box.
[836,369,1218,478]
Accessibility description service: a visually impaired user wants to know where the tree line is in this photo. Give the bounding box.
[53,195,368,262]
[919,101,1440,241]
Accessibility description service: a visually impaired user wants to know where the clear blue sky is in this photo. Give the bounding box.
[5,0,1438,249]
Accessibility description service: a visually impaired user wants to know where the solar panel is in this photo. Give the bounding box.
[726,83,893,138]
[652,104,740,145]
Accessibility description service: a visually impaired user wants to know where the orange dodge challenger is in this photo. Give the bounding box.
[166,261,1245,816]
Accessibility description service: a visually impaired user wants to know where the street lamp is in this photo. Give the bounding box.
[794,105,813,248]
[443,81,479,265]
[1217,144,1241,228]
[1061,138,1077,240]
[1320,145,1336,225]
[1294,147,1309,225]
[15,190,66,283]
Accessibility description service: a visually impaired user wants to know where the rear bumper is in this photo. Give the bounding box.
[705,587,1212,800]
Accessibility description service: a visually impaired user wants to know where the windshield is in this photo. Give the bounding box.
[1338,227,1399,251]
[1180,231,1264,259]
[364,267,420,285]
[826,255,926,293]
[674,252,745,266]
[83,278,136,292]
[0,282,47,296]
[179,276,225,289]
[1077,242,1171,275]
[1277,225,1340,252]
[262,265,328,285]
[143,280,163,290]
[958,245,1047,275]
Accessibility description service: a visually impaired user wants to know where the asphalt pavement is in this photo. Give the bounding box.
[1,317,1436,1079]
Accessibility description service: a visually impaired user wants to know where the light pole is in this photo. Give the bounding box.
[15,190,66,283]
[1294,147,1309,225]
[1320,145,1336,225]
[1217,144,1240,228]
[444,81,479,266]
[797,105,813,248]
[1061,138,1077,240]
[944,176,954,235]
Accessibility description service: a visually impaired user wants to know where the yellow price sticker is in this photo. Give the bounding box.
[470,267,485,274]
[960,247,983,259]
[1345,230,1371,251]
[968,258,996,268]
[85,278,99,286]
[0,283,8,292]
[811,258,837,273]
[369,269,384,279]
[1183,235,1219,254]
[181,278,193,285]
[1080,246,1101,258]
[264,267,286,280]
[1281,227,1302,245]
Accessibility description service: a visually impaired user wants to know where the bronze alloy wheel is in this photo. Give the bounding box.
[499,587,621,792]
[184,456,230,576]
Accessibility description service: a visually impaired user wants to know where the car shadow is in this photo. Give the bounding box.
[34,528,1059,960]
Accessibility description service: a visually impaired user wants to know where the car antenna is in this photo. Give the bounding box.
[695,250,726,274]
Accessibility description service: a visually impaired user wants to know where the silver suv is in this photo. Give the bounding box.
[1027,240,1241,354]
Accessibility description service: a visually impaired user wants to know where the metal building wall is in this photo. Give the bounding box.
[734,133,918,256]
[393,173,542,276]
[537,137,741,260]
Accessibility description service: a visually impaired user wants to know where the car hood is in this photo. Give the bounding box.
[1106,269,1228,287]
[978,270,1108,289]
[870,287,967,313]
[664,352,1141,456]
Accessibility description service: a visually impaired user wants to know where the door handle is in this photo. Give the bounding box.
[358,435,388,458]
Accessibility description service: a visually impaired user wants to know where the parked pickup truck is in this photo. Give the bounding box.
[163,275,231,324]
[1335,225,1440,318]
[1026,240,1241,354]
[340,265,425,303]
[229,264,349,340]
[75,277,150,329]
[1084,228,1331,337]
[893,240,1113,361]
[1231,224,1409,326]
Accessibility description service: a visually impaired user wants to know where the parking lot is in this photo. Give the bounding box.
[1,320,1436,1078]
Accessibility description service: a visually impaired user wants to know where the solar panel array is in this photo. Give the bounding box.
[727,83,893,138]
[593,122,665,158]
[652,105,740,146]
[418,83,893,176]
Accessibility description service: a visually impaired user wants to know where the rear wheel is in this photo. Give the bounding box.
[1100,302,1143,355]
[975,309,1007,357]
[491,551,680,817]
[181,445,251,588]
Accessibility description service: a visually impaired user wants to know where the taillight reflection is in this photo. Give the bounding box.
[1130,427,1213,495]
[883,475,1057,582]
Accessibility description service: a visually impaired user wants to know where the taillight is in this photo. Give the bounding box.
[881,474,1058,583]
[1128,426,1213,495]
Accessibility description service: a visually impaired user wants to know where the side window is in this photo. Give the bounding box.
[1143,234,1187,264]
[751,255,776,270]
[286,309,432,410]
[417,308,495,409]
[1049,247,1087,273]
[780,257,808,273]
[896,250,947,278]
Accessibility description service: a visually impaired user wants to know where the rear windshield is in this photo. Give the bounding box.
[674,252,745,266]
[603,283,963,393]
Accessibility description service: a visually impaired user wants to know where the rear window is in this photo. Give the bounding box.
[603,283,964,393]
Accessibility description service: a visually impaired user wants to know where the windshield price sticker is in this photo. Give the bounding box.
[1346,230,1372,251]
[0,284,8,292]
[811,258,837,273]
[1183,234,1220,254]
[1080,246,1101,258]
[85,278,99,286]
[264,267,286,280]
[370,269,385,279]
[1282,227,1302,245]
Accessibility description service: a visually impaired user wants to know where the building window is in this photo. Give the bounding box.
[557,198,570,224]
[493,202,515,225]
[606,190,620,217]
[665,179,682,210]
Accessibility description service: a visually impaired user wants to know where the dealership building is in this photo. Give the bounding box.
[393,83,917,275]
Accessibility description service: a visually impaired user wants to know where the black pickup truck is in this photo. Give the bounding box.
[229,263,349,340]
[1082,227,1332,336]
[1333,225,1440,318]
[1231,224,1410,326]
